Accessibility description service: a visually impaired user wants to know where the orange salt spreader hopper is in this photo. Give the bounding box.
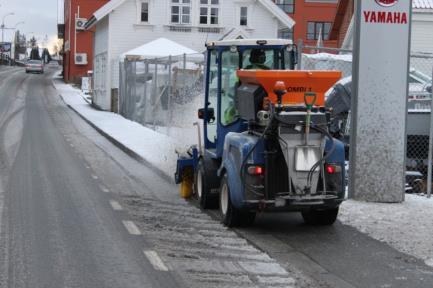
[236,70,342,107]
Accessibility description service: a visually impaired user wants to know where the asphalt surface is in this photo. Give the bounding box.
[0,66,305,288]
[0,66,184,288]
[1,65,433,288]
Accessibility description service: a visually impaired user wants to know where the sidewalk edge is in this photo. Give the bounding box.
[53,81,174,184]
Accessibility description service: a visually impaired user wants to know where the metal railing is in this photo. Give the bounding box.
[119,53,205,145]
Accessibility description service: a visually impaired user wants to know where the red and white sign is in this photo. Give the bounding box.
[375,0,398,7]
[364,0,407,24]
[363,10,407,24]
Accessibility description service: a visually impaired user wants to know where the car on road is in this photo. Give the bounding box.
[25,60,44,74]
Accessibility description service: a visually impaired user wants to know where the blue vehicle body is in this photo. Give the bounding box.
[218,132,346,209]
[175,39,345,226]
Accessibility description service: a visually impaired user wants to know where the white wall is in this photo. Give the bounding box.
[411,10,433,53]
[94,0,284,110]
[93,17,111,110]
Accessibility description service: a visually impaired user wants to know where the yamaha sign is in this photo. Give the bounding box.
[364,0,407,24]
[350,0,412,203]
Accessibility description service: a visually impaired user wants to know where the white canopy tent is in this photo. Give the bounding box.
[120,38,204,62]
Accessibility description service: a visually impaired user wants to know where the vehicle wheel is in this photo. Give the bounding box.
[194,160,218,209]
[302,207,339,226]
[219,174,255,227]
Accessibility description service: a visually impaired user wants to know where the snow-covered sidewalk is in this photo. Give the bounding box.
[53,76,185,180]
[339,194,433,267]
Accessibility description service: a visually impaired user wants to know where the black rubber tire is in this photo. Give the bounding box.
[302,207,339,226]
[194,160,218,209]
[219,174,255,227]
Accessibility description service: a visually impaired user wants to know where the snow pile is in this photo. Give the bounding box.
[339,195,433,267]
[302,53,353,78]
[53,76,183,177]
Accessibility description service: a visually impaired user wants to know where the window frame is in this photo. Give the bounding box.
[275,0,295,14]
[240,6,248,26]
[307,21,332,40]
[278,28,293,40]
[199,0,220,26]
[140,1,149,23]
[135,0,151,24]
[171,0,191,25]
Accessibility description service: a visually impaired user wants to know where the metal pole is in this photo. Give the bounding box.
[297,39,303,70]
[168,55,172,128]
[143,59,148,124]
[183,53,186,70]
[153,58,158,129]
[427,67,433,198]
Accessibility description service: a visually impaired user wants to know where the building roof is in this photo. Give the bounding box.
[86,0,295,29]
[413,0,433,9]
[85,0,124,29]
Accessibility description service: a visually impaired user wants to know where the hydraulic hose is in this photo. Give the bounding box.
[273,114,336,192]
[306,124,336,190]
[239,111,336,196]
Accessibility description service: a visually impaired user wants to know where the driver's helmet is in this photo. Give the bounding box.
[249,49,266,65]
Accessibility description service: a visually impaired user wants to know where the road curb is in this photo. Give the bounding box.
[54,85,174,184]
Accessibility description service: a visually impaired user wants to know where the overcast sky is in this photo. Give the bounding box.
[0,0,60,44]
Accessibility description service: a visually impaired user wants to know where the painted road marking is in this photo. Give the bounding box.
[91,175,98,180]
[122,221,141,235]
[143,250,169,272]
[109,200,123,211]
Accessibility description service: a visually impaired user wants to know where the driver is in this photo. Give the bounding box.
[245,49,270,70]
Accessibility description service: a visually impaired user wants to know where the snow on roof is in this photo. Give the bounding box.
[303,52,353,62]
[120,38,203,61]
[87,0,295,29]
[413,0,433,9]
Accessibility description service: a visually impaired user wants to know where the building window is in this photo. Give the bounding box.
[278,28,293,40]
[141,2,149,22]
[199,0,219,25]
[240,7,248,26]
[275,0,294,14]
[307,22,332,40]
[171,0,191,24]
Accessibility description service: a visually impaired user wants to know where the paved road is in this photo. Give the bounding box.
[0,66,306,288]
[0,67,183,288]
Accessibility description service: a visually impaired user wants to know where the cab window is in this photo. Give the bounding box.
[220,50,240,126]
[206,50,218,144]
[242,49,278,70]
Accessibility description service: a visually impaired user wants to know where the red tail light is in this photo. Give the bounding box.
[325,164,341,174]
[247,166,264,176]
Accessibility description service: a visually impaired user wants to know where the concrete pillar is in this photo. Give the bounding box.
[349,0,412,202]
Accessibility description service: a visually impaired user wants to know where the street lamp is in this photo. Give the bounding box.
[1,12,15,43]
[14,21,24,29]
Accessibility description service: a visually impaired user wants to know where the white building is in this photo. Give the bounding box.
[412,0,433,53]
[86,0,294,111]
